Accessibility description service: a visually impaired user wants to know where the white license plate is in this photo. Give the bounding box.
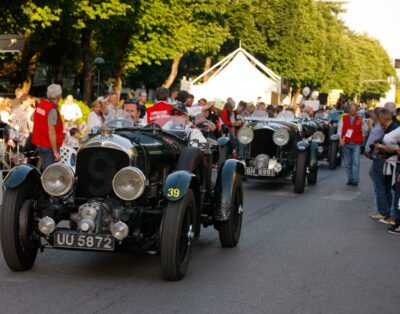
[245,167,275,177]
[54,232,115,251]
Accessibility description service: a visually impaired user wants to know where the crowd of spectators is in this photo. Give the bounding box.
[364,102,400,235]
[2,86,400,235]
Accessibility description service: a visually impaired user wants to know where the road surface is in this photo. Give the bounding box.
[0,157,399,313]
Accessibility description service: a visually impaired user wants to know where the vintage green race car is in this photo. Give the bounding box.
[0,118,244,281]
[237,114,319,193]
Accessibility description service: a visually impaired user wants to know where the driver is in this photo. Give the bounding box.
[163,103,207,145]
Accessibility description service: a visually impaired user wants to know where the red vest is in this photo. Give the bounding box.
[146,101,172,126]
[32,100,64,148]
[341,114,363,144]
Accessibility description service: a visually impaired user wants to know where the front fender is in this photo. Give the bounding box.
[4,164,42,189]
[217,136,230,146]
[163,170,199,202]
[297,140,309,152]
[215,159,244,221]
[309,140,319,169]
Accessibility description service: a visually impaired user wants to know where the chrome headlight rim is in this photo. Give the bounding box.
[41,163,75,197]
[112,166,146,201]
[272,129,290,146]
[238,127,254,144]
[312,131,325,144]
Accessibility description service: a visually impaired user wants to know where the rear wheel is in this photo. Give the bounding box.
[328,141,338,170]
[217,175,243,247]
[336,147,343,166]
[160,190,195,281]
[0,180,39,271]
[294,151,307,194]
[307,163,318,185]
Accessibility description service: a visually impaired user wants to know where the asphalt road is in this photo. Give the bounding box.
[0,157,399,314]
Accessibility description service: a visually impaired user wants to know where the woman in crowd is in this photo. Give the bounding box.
[87,101,105,131]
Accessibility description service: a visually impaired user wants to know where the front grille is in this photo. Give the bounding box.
[75,147,130,198]
[250,129,277,157]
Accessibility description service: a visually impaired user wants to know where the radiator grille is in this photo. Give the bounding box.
[76,147,130,198]
[250,129,277,158]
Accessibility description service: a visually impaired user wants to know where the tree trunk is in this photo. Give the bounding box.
[17,33,36,94]
[203,56,212,82]
[112,37,130,100]
[54,40,69,86]
[21,54,39,94]
[114,66,123,100]
[82,27,93,104]
[163,53,183,88]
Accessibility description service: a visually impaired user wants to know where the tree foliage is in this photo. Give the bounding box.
[0,0,395,102]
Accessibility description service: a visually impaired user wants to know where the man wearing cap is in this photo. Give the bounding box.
[32,84,64,170]
[163,103,207,144]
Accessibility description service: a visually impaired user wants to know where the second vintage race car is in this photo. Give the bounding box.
[0,116,244,281]
[237,112,319,193]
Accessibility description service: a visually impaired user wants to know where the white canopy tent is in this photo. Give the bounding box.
[190,47,281,105]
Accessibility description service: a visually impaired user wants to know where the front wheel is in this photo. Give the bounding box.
[328,141,338,170]
[294,151,308,194]
[160,190,196,281]
[0,182,39,271]
[216,175,243,247]
[307,163,318,185]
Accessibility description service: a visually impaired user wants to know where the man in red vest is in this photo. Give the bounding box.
[338,103,367,186]
[146,87,172,127]
[32,84,64,171]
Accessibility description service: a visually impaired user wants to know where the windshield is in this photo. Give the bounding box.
[277,110,295,120]
[161,116,189,132]
[252,110,268,118]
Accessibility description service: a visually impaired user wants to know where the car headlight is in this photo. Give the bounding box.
[273,129,290,146]
[238,127,254,144]
[312,131,325,144]
[112,167,146,201]
[41,163,74,197]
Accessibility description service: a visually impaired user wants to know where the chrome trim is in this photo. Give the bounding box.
[80,134,137,160]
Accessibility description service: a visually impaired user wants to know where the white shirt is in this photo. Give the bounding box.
[187,105,203,117]
[383,127,400,149]
[61,103,82,121]
[104,103,116,121]
[87,111,103,130]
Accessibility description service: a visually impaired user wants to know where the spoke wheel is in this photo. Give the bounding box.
[0,181,39,271]
[160,190,195,281]
[217,174,243,248]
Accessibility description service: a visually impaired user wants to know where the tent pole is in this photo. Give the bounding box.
[191,48,240,84]
[208,53,237,80]
[240,49,280,81]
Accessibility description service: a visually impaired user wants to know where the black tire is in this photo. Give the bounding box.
[336,148,343,167]
[217,175,243,247]
[160,190,195,281]
[294,151,307,194]
[307,163,318,185]
[328,141,338,170]
[176,147,204,240]
[0,180,39,271]
[217,145,228,169]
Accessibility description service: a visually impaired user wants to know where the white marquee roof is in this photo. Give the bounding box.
[190,47,281,104]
